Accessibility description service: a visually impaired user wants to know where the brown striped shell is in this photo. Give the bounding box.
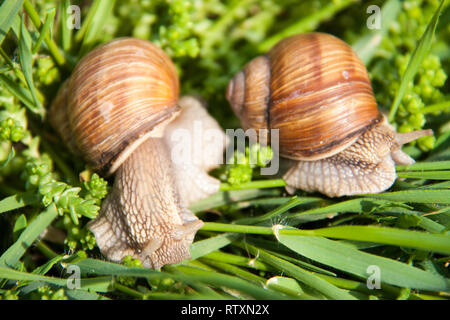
[226,32,381,160]
[50,38,180,174]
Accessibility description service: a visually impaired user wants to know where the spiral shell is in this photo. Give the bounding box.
[226,32,381,160]
[50,37,180,174]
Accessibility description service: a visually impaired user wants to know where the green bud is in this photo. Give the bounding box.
[432,69,447,87]
[10,126,24,142]
[398,124,414,133]
[50,288,68,300]
[227,165,253,185]
[417,135,435,152]
[408,113,425,129]
[161,277,175,287]
[148,278,161,289]
[406,97,423,114]
[0,126,11,140]
[28,174,40,187]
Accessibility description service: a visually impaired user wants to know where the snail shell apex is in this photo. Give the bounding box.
[50,38,180,175]
[226,32,381,160]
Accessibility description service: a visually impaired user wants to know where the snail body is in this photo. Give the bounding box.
[89,137,202,267]
[164,95,227,205]
[227,33,432,197]
[50,38,224,268]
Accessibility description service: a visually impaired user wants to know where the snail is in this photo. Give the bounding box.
[49,38,226,268]
[226,32,432,197]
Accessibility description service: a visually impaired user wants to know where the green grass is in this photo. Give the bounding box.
[0,0,449,300]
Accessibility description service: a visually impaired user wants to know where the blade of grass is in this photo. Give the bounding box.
[64,289,110,300]
[292,225,450,255]
[0,192,40,215]
[189,188,281,213]
[244,237,338,275]
[397,171,450,180]
[0,203,58,268]
[169,264,290,300]
[427,135,450,162]
[275,228,450,292]
[0,47,15,69]
[388,0,445,122]
[22,0,69,69]
[187,259,217,271]
[416,215,448,233]
[200,259,267,286]
[425,209,450,230]
[266,276,310,299]
[233,196,322,209]
[362,189,450,204]
[0,266,67,286]
[231,197,288,210]
[0,265,113,292]
[418,181,450,189]
[375,207,446,233]
[422,100,450,114]
[235,195,307,225]
[396,160,450,171]
[258,0,356,52]
[236,242,357,300]
[77,0,116,57]
[73,258,227,297]
[201,222,450,254]
[35,241,59,260]
[0,146,15,168]
[60,0,73,51]
[201,222,274,235]
[73,0,98,43]
[68,258,161,278]
[288,198,411,221]
[17,279,111,299]
[352,0,401,64]
[0,0,24,45]
[12,214,27,241]
[0,73,37,111]
[70,257,284,299]
[17,16,44,116]
[172,263,231,299]
[187,233,240,260]
[262,247,338,277]
[202,251,273,271]
[219,178,286,191]
[31,254,65,276]
[32,8,56,54]
[314,272,403,299]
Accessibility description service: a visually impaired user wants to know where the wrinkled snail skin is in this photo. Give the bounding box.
[283,117,431,197]
[227,32,433,197]
[49,38,216,268]
[164,96,227,206]
[88,138,203,269]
